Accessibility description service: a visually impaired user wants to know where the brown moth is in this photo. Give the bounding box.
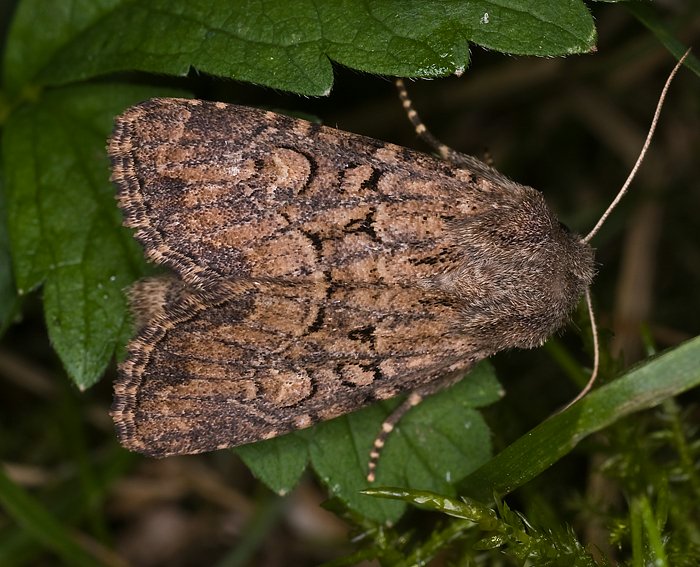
[108,97,595,465]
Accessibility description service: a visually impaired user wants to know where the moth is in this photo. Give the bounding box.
[108,94,596,473]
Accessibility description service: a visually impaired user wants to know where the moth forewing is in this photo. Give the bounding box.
[109,98,594,459]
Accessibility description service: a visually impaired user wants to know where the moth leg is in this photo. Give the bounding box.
[395,79,491,171]
[366,367,470,482]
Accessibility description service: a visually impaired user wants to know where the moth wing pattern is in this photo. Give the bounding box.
[109,98,594,457]
[109,98,519,288]
[115,277,479,457]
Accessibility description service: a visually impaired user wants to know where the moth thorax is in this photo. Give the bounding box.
[445,187,595,352]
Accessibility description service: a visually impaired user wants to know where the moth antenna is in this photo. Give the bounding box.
[567,51,690,407]
[562,288,599,410]
[367,392,424,482]
[395,79,492,171]
[584,49,690,244]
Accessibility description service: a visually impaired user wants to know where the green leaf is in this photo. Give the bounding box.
[459,336,700,501]
[0,170,20,334]
[235,363,500,523]
[362,487,498,526]
[236,431,312,496]
[4,0,596,96]
[1,84,184,388]
[310,403,408,522]
[2,0,120,95]
[310,362,501,523]
[463,1,596,56]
